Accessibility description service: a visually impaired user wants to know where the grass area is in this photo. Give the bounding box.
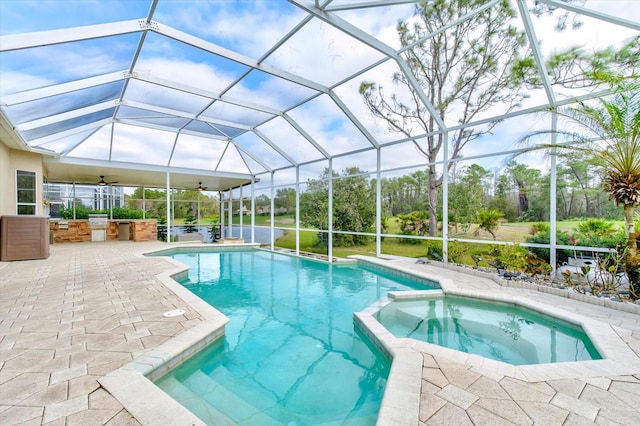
[231,214,296,228]
[269,219,629,266]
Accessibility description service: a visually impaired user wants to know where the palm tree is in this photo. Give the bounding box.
[518,84,639,298]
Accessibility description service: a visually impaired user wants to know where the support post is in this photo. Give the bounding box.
[550,113,558,271]
[376,148,381,257]
[270,172,275,250]
[328,158,333,262]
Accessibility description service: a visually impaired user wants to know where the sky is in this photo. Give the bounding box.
[0,0,638,186]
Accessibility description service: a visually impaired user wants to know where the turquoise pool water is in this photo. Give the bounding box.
[155,250,438,425]
[376,296,601,365]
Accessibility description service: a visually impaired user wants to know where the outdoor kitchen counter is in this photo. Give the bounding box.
[49,219,157,243]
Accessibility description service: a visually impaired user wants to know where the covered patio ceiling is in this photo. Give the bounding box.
[0,0,638,191]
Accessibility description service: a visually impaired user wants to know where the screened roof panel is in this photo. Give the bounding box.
[110,124,175,165]
[263,17,386,87]
[124,79,212,114]
[152,0,306,59]
[22,108,116,141]
[124,115,191,130]
[33,129,98,155]
[170,133,227,170]
[2,81,124,125]
[66,125,113,160]
[332,60,415,145]
[257,116,326,165]
[200,100,276,127]
[182,121,228,138]
[0,0,637,189]
[237,150,269,176]
[135,31,250,93]
[331,2,414,50]
[216,144,251,174]
[287,94,374,156]
[528,9,639,103]
[224,68,321,112]
[0,34,139,94]
[0,0,149,35]
[233,131,294,170]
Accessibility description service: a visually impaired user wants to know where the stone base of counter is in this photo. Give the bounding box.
[50,220,157,243]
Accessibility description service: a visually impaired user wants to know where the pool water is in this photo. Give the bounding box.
[155,250,438,425]
[376,296,601,365]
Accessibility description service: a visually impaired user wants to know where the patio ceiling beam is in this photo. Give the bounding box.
[50,156,254,179]
[0,71,127,106]
[153,22,330,94]
[0,20,144,52]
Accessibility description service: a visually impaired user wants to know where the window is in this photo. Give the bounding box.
[17,170,36,215]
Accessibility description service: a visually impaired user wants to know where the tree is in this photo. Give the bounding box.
[360,1,638,238]
[360,1,530,236]
[449,164,490,233]
[518,84,640,298]
[505,161,543,220]
[300,167,376,246]
[274,188,296,214]
[474,208,503,241]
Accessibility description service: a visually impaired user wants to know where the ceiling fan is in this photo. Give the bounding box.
[195,182,208,191]
[97,175,118,186]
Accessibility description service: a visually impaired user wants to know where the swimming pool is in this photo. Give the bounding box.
[154,249,438,425]
[375,295,602,365]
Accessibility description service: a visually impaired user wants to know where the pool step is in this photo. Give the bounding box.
[160,376,236,425]
[183,369,301,425]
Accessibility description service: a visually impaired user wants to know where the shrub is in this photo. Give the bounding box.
[529,222,550,235]
[576,218,616,238]
[447,241,466,263]
[494,244,529,272]
[473,209,503,240]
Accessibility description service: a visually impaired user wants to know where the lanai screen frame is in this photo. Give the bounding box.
[1,0,638,267]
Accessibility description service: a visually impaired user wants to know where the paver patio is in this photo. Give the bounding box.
[1,241,639,425]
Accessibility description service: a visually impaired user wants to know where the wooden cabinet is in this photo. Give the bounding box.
[0,215,50,261]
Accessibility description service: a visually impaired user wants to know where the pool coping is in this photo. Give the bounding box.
[350,255,640,426]
[99,244,237,426]
[98,247,640,426]
[99,243,352,425]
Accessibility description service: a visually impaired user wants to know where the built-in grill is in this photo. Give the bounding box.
[88,214,108,241]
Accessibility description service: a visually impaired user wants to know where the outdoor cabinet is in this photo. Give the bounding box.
[0,215,50,261]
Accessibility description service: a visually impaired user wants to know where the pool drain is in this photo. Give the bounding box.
[163,309,186,317]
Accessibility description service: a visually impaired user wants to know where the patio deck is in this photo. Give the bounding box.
[1,241,639,425]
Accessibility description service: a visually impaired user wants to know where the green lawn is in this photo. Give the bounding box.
[267,219,629,265]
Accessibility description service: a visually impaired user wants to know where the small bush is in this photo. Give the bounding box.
[576,218,616,238]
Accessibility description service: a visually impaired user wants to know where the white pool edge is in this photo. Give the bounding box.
[99,248,640,426]
[351,255,640,426]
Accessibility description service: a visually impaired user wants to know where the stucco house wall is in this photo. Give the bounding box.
[0,139,45,216]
